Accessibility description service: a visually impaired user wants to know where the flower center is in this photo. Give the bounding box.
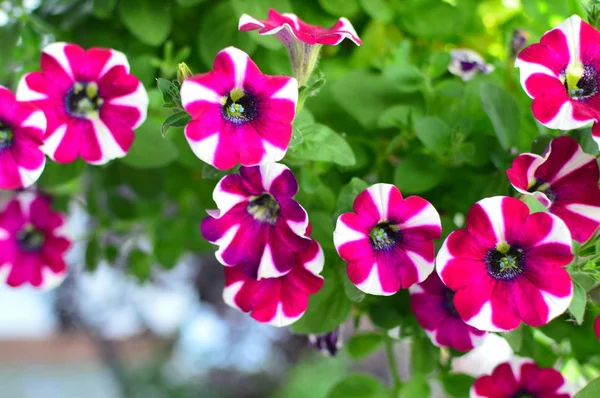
[221,88,258,124]
[65,82,103,118]
[247,193,280,224]
[527,179,556,203]
[369,222,401,250]
[17,223,45,252]
[485,242,525,280]
[0,121,14,150]
[512,390,537,398]
[443,288,460,318]
[562,63,598,99]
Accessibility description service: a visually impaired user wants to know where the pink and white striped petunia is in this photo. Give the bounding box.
[471,358,571,398]
[223,238,324,327]
[409,272,487,352]
[201,163,311,280]
[16,42,149,165]
[333,183,442,296]
[180,47,298,170]
[0,192,71,289]
[239,9,361,86]
[0,86,46,189]
[515,15,600,146]
[507,136,600,243]
[437,196,574,332]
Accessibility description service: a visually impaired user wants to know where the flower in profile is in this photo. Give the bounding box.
[201,163,311,279]
[238,9,361,86]
[308,326,343,356]
[410,272,486,352]
[0,192,71,289]
[0,86,46,189]
[333,183,442,295]
[17,42,149,165]
[223,238,324,327]
[471,358,571,398]
[507,136,600,243]
[437,196,573,332]
[515,15,600,141]
[448,49,495,81]
[181,47,297,171]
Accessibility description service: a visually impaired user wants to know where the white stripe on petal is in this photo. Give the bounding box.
[16,74,48,101]
[282,13,301,30]
[259,162,289,191]
[333,217,367,251]
[435,233,455,282]
[0,228,9,241]
[108,82,149,129]
[18,161,46,188]
[88,116,126,165]
[544,101,594,130]
[303,242,325,275]
[337,18,361,45]
[506,357,536,381]
[469,330,487,348]
[541,288,573,323]
[425,329,443,348]
[355,262,393,296]
[552,147,596,183]
[213,177,249,216]
[477,196,506,244]
[262,139,287,164]
[214,225,240,266]
[20,110,47,131]
[405,250,434,284]
[286,215,309,239]
[513,60,557,98]
[222,280,244,311]
[564,203,600,223]
[41,124,68,161]
[466,300,508,332]
[238,14,265,30]
[268,302,302,327]
[366,183,393,220]
[99,49,130,77]
[185,131,218,167]
[0,264,11,285]
[38,267,67,290]
[257,244,288,280]
[270,78,298,105]
[523,153,545,186]
[408,283,425,294]
[180,80,222,107]
[556,15,582,67]
[221,47,248,89]
[538,214,573,246]
[401,202,441,229]
[16,191,37,219]
[43,42,74,79]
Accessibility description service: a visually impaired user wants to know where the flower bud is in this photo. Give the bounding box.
[177,62,193,84]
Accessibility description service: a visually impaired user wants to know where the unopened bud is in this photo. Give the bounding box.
[177,62,193,84]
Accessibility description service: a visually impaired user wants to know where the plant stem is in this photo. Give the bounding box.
[384,336,402,393]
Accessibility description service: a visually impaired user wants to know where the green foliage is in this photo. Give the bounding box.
[575,377,600,398]
[569,281,587,325]
[480,83,521,150]
[290,124,356,166]
[118,0,173,46]
[326,374,390,398]
[347,333,384,359]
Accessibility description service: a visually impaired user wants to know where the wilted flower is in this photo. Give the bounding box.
[181,47,298,170]
[0,86,46,190]
[0,192,71,289]
[448,49,494,81]
[510,28,530,58]
[437,196,573,332]
[308,326,343,356]
[17,42,149,165]
[333,183,441,295]
[507,136,600,243]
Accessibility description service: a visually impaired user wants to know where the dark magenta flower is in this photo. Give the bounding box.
[448,49,494,81]
[507,136,600,243]
[223,238,323,327]
[471,358,571,398]
[308,327,343,356]
[201,163,311,280]
[0,193,71,289]
[409,272,486,352]
[181,47,297,170]
[333,183,441,295]
[0,86,46,189]
[17,42,148,165]
[437,196,573,332]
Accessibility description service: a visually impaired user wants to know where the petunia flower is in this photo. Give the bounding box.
[0,192,71,289]
[223,238,324,327]
[0,86,46,190]
[451,334,514,378]
[201,163,311,280]
[515,15,600,146]
[448,49,495,81]
[437,196,574,332]
[507,136,600,243]
[308,326,343,356]
[180,47,298,170]
[333,183,442,296]
[409,272,487,352]
[16,42,149,165]
[238,9,361,86]
[471,358,571,398]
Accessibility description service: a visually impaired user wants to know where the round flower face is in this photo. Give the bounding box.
[507,136,600,243]
[223,238,324,327]
[437,196,574,332]
[180,47,298,170]
[0,193,71,289]
[333,183,442,296]
[471,358,571,398]
[515,15,600,135]
[410,272,486,352]
[17,42,149,165]
[0,86,46,189]
[201,163,311,279]
[448,49,495,81]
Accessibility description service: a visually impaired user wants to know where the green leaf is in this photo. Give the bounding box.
[394,153,443,194]
[92,0,117,18]
[568,280,587,324]
[427,52,452,78]
[162,111,190,136]
[366,291,411,329]
[411,332,437,375]
[414,116,453,154]
[480,83,521,150]
[400,2,465,39]
[319,0,360,17]
[378,105,424,129]
[128,250,152,282]
[37,159,86,191]
[524,196,549,214]
[441,374,475,398]
[342,270,366,303]
[359,0,394,22]
[326,374,389,398]
[347,333,383,359]
[383,63,424,93]
[176,0,207,7]
[157,78,181,109]
[401,374,430,398]
[336,177,369,216]
[503,324,524,352]
[121,116,179,169]
[118,0,172,46]
[575,377,600,398]
[85,238,101,272]
[291,124,356,166]
[570,272,600,291]
[154,220,184,269]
